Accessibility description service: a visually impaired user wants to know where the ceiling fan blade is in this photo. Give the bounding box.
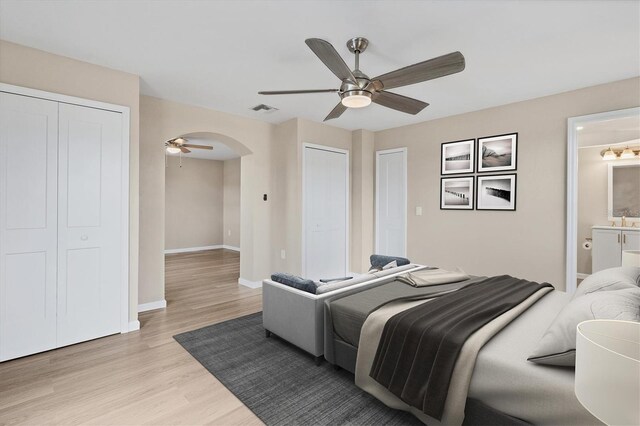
[259,89,339,95]
[373,51,465,90]
[305,38,357,83]
[324,102,347,121]
[373,91,429,115]
[182,144,213,150]
[180,147,191,153]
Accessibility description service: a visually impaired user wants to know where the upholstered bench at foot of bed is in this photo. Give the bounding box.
[262,264,424,363]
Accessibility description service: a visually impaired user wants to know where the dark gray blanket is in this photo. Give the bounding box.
[369,275,553,420]
[329,276,486,347]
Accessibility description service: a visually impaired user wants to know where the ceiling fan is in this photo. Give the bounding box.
[258,37,465,121]
[165,137,213,154]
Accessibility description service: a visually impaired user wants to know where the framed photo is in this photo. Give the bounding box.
[476,174,517,211]
[477,133,517,173]
[441,139,475,175]
[440,177,474,210]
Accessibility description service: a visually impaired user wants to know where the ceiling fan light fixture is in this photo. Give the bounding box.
[166,146,181,154]
[341,91,372,108]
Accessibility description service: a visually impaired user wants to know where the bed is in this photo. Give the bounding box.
[323,275,601,426]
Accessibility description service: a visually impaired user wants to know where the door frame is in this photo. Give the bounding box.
[301,143,350,277]
[375,147,408,257]
[0,83,132,333]
[566,106,639,294]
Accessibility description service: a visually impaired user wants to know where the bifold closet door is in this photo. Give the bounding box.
[303,146,348,280]
[0,93,59,361]
[57,103,122,347]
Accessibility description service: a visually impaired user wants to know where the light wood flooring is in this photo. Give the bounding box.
[0,249,264,425]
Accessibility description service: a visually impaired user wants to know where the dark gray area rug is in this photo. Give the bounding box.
[174,312,421,425]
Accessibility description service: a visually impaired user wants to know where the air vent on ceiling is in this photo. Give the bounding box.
[250,103,278,113]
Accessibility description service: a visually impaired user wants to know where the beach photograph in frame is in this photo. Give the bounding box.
[476,174,517,210]
[477,133,517,172]
[441,176,474,210]
[441,139,475,175]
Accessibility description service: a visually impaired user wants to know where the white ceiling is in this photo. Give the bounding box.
[167,138,240,161]
[578,115,640,148]
[1,1,638,131]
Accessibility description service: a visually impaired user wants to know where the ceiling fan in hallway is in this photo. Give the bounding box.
[165,137,213,154]
[258,37,465,121]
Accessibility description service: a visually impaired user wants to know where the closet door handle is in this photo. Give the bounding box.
[618,234,621,244]
[623,234,626,244]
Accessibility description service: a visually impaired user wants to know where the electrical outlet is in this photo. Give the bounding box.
[280,249,286,260]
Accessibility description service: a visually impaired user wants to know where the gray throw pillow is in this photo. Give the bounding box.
[573,267,640,299]
[369,254,410,270]
[271,273,318,294]
[528,287,640,366]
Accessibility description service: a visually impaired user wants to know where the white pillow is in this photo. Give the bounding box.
[528,287,640,366]
[573,267,640,299]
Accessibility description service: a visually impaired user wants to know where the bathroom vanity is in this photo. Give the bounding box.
[592,226,640,272]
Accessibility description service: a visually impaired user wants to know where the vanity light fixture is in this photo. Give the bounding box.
[620,146,635,159]
[601,147,617,161]
[600,146,640,160]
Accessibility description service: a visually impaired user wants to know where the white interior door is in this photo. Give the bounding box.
[57,103,122,347]
[0,93,59,361]
[303,145,348,280]
[376,148,407,257]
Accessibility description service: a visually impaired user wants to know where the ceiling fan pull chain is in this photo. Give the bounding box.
[180,151,183,168]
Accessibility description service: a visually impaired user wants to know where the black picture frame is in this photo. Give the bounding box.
[476,174,517,211]
[477,133,518,173]
[440,176,474,210]
[441,139,475,175]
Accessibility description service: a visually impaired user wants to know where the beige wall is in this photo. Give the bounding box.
[5,39,638,308]
[165,157,224,250]
[270,118,355,275]
[577,146,610,275]
[0,40,140,323]
[375,77,640,290]
[139,95,274,303]
[351,130,375,272]
[223,158,241,248]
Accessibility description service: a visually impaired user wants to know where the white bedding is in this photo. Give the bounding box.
[468,290,601,425]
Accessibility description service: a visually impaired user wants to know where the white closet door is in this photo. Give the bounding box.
[0,93,59,361]
[304,146,348,280]
[57,103,122,347]
[376,149,407,257]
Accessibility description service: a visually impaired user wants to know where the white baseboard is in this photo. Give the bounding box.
[576,273,591,280]
[138,299,167,312]
[238,277,262,289]
[164,245,222,254]
[127,320,140,332]
[164,245,241,254]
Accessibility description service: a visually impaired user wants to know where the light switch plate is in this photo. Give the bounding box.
[280,249,286,259]
[416,206,423,216]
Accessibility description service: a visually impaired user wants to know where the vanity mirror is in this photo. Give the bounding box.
[608,162,640,221]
